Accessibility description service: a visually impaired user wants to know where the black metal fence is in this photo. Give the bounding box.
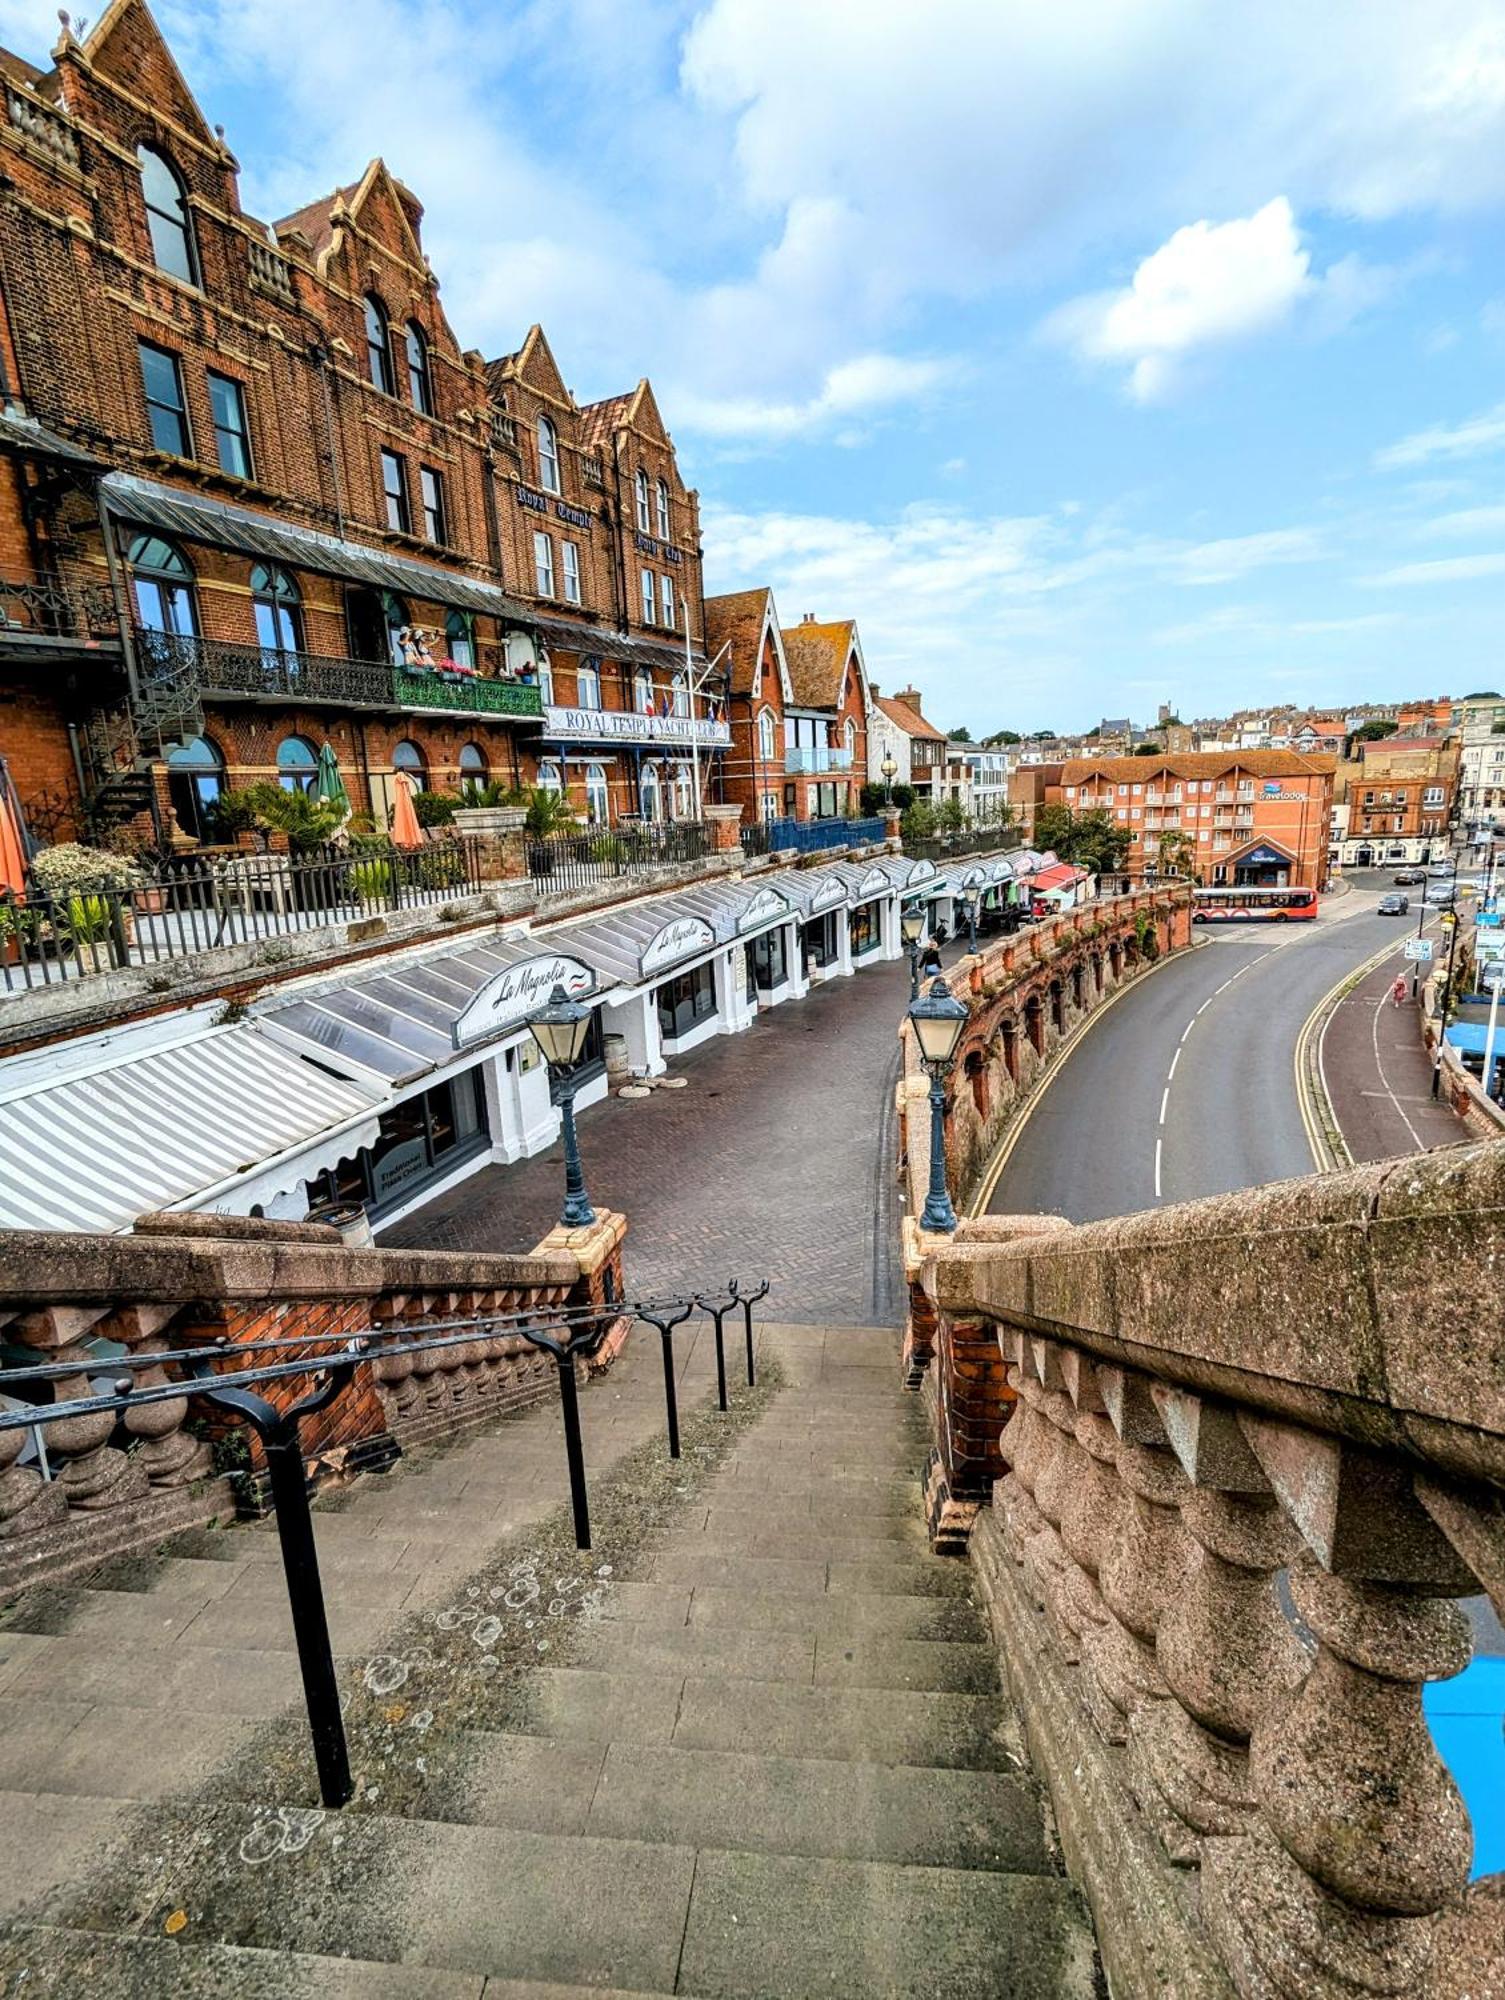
[527,818,711,892]
[0,1278,770,1807]
[0,839,484,993]
[904,823,1022,863]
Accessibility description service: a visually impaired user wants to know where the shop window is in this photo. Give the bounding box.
[585,762,609,825]
[656,960,717,1041]
[406,322,432,413]
[308,1069,489,1218]
[538,415,561,494]
[138,146,197,284]
[166,734,224,843]
[848,901,879,957]
[138,340,190,456]
[365,295,394,394]
[208,372,252,477]
[128,533,197,638]
[277,735,319,794]
[747,925,788,992]
[393,739,427,790]
[802,910,838,969]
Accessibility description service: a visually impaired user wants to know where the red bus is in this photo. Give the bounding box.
[1192,886,1318,923]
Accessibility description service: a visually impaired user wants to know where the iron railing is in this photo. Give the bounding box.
[0,568,118,644]
[903,824,1021,863]
[527,818,710,891]
[0,1278,770,1807]
[0,839,484,994]
[134,629,545,721]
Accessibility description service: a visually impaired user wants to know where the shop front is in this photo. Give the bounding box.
[831,859,907,963]
[737,883,799,1010]
[307,1067,489,1221]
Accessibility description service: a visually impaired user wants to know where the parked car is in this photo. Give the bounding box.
[1427,860,1456,877]
[1392,868,1425,885]
[1425,883,1457,908]
[1377,893,1410,914]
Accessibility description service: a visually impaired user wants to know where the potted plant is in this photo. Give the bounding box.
[0,900,41,967]
[27,843,143,968]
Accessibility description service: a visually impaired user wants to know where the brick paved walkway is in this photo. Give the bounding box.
[385,954,922,1326]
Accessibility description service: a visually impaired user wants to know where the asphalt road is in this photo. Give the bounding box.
[986,890,1424,1221]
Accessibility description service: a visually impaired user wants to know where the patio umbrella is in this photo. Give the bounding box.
[0,757,32,897]
[314,743,351,829]
[390,769,422,850]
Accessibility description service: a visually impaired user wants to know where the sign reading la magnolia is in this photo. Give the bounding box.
[640,915,715,979]
[737,886,792,934]
[452,955,597,1048]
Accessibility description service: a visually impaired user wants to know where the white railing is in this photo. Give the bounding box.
[785,746,854,774]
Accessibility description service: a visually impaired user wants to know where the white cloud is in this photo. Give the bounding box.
[1418,503,1505,537]
[1363,552,1505,586]
[1375,403,1505,468]
[1166,527,1325,585]
[677,353,956,441]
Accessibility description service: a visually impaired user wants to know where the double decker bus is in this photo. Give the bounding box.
[1192,886,1319,923]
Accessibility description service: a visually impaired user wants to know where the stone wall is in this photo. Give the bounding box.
[913,1143,1505,2000]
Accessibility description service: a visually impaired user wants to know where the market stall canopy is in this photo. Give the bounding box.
[561,876,796,988]
[0,1026,382,1234]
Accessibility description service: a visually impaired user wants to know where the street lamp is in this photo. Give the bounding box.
[881,750,898,806]
[901,901,926,999]
[959,891,979,956]
[527,984,598,1227]
[909,975,970,1234]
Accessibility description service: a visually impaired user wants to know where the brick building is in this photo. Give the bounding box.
[1331,736,1459,868]
[0,0,725,847]
[706,586,792,823]
[1052,751,1336,889]
[773,615,870,821]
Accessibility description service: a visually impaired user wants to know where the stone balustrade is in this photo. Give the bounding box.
[913,1141,1505,2000]
[0,1208,628,1589]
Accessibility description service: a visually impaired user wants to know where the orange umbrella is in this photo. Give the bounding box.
[390,769,423,850]
[0,781,28,898]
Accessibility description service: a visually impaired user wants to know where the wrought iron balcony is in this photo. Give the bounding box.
[134,629,544,722]
[0,569,119,652]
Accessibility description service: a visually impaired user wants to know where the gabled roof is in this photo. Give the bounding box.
[579,392,633,450]
[489,324,575,411]
[704,588,791,701]
[275,182,361,257]
[1061,750,1336,783]
[78,0,219,150]
[780,619,863,712]
[275,159,424,269]
[873,692,946,744]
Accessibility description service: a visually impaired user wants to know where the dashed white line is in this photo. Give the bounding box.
[1153,1137,1163,1198]
[1167,1048,1181,1081]
[1196,998,1214,1017]
[1159,1086,1170,1124]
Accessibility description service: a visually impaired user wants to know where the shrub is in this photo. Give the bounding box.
[30,843,141,898]
[414,790,458,828]
[207,789,263,840]
[349,859,394,905]
[416,846,469,891]
[242,783,345,850]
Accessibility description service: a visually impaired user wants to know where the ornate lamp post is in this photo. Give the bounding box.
[901,901,926,1000]
[527,984,597,1227]
[908,974,970,1234]
[881,750,898,806]
[959,891,979,955]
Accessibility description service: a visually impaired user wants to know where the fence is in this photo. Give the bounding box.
[526,818,710,892]
[742,815,886,858]
[0,839,484,993]
[904,823,1021,863]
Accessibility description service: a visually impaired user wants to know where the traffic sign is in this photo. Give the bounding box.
[1404,937,1434,962]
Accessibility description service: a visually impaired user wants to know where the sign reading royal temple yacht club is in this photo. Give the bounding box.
[640,915,716,980]
[737,886,792,934]
[452,955,597,1049]
[543,704,731,746]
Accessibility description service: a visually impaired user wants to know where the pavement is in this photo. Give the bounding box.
[986,888,1469,1221]
[385,952,923,1327]
[1318,926,1468,1162]
[0,1320,1098,1997]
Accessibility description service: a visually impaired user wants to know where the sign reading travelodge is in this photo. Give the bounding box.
[737,886,793,934]
[452,955,597,1048]
[543,704,731,747]
[640,916,717,980]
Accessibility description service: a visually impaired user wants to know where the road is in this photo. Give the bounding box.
[986,887,1445,1221]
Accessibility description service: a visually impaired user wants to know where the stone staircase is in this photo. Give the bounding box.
[0,1324,1099,1997]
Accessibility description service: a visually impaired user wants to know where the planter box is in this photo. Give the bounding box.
[454,807,527,837]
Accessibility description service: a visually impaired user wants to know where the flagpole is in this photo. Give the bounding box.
[683,595,700,819]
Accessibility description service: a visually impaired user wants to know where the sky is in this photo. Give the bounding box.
[9,0,1504,736]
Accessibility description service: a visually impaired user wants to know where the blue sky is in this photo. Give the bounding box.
[11,0,1504,735]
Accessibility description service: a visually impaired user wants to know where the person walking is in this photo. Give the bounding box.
[1392,972,1407,1008]
[920,937,944,981]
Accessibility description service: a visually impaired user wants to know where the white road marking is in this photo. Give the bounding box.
[1370,989,1430,1152]
[1196,998,1213,1017]
[1167,1048,1180,1081]
[1154,1137,1163,1198]
[1159,1087,1170,1125]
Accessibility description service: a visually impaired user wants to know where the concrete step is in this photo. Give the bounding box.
[686,1584,987,1643]
[568,1622,999,1694]
[644,1548,973,1598]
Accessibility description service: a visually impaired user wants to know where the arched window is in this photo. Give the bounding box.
[537,415,560,494]
[251,563,301,657]
[138,146,196,285]
[655,477,671,540]
[537,759,562,796]
[382,592,410,666]
[672,763,693,818]
[459,742,488,783]
[445,610,474,669]
[585,762,609,826]
[364,295,393,395]
[639,762,661,822]
[405,323,432,414]
[757,707,777,763]
[392,739,427,791]
[276,734,319,794]
[634,468,651,533]
[166,734,224,843]
[844,717,857,763]
[128,532,197,637]
[635,667,655,715]
[671,670,689,719]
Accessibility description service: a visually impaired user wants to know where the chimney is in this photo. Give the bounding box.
[801,612,815,624]
[893,686,924,716]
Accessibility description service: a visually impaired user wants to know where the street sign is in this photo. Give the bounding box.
[1404,937,1434,962]
[1485,962,1505,989]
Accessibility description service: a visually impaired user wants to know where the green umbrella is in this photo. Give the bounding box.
[315,743,351,827]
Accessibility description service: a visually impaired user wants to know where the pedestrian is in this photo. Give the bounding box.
[920,937,943,980]
[1392,973,1406,1008]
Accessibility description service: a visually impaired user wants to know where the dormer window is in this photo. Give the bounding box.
[635,468,651,533]
[138,146,196,285]
[538,415,561,494]
[364,295,393,395]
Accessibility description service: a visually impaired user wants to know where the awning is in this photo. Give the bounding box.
[557,877,795,988]
[829,859,901,904]
[101,473,707,674]
[258,932,623,1085]
[1030,862,1088,893]
[0,1026,382,1234]
[778,870,852,917]
[0,406,101,468]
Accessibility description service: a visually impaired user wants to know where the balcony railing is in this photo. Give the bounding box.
[0,840,485,997]
[542,702,731,748]
[0,569,119,645]
[785,746,854,774]
[526,819,710,892]
[746,815,886,856]
[135,630,543,721]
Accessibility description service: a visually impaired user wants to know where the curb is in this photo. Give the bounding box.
[1293,928,1433,1173]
